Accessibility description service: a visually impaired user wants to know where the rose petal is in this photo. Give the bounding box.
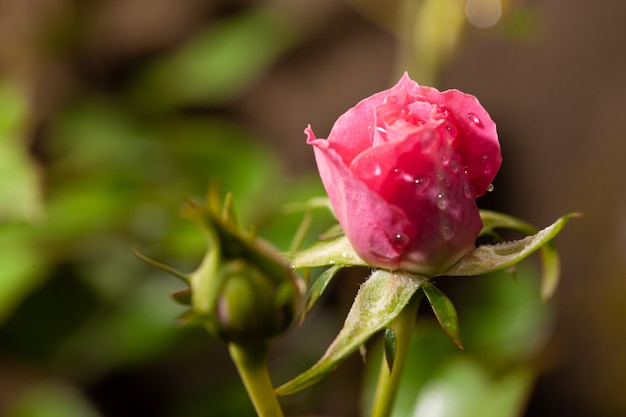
[440,89,501,196]
[307,126,416,270]
[350,123,482,272]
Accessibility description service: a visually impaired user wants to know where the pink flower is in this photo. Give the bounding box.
[307,73,502,275]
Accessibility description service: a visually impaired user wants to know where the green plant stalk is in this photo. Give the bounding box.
[228,342,285,417]
[370,293,422,417]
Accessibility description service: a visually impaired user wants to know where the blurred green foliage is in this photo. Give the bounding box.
[0,4,330,416]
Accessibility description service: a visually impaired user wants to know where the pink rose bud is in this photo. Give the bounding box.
[307,73,502,275]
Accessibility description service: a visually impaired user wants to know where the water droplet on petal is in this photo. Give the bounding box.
[486,183,495,192]
[467,112,483,127]
[437,192,449,209]
[463,183,473,199]
[441,225,455,240]
[393,233,410,248]
[446,123,457,138]
[450,159,460,173]
[414,176,431,192]
[341,252,348,258]
[393,168,415,183]
[329,260,336,265]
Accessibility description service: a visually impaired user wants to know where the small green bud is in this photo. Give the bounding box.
[137,191,303,342]
[207,259,297,343]
[184,191,303,343]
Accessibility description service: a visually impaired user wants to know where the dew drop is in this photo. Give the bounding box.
[463,183,473,199]
[450,159,460,173]
[437,192,449,209]
[414,176,431,192]
[341,252,348,258]
[393,233,410,248]
[467,112,483,127]
[486,183,495,192]
[441,225,455,240]
[394,168,414,183]
[329,260,336,265]
[446,123,457,138]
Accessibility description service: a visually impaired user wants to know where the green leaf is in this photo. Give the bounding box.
[302,265,343,320]
[384,327,397,371]
[275,270,427,396]
[290,235,367,269]
[422,282,463,349]
[443,213,578,277]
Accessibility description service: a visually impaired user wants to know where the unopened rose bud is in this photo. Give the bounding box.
[307,72,502,275]
[186,195,302,343]
[207,259,297,343]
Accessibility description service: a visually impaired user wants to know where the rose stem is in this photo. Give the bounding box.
[228,342,285,417]
[370,292,422,417]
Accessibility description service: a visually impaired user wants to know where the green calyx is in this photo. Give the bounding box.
[139,191,303,344]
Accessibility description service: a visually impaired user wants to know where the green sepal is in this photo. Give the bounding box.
[282,196,335,217]
[302,265,343,321]
[170,287,192,305]
[275,270,427,396]
[384,327,397,372]
[290,235,367,270]
[176,309,206,327]
[318,224,345,241]
[133,248,191,284]
[442,213,579,278]
[422,282,463,349]
[141,190,303,342]
[478,210,579,300]
[539,240,560,300]
[478,210,537,237]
